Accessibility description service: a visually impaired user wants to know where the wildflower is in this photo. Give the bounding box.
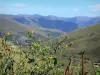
[58,68,61,71]
[47,32,51,37]
[33,42,37,46]
[14,74,16,75]
[20,63,22,66]
[71,42,73,44]
[33,42,39,47]
[38,37,41,42]
[7,42,11,45]
[28,30,34,37]
[6,32,11,36]
[48,64,51,67]
[96,65,99,68]
[68,42,74,47]
[7,74,10,75]
[30,30,34,34]
[48,56,53,60]
[44,56,47,59]
[45,67,47,69]
[36,66,40,70]
[65,44,68,48]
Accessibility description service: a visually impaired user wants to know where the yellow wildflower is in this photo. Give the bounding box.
[28,30,34,36]
[48,56,53,60]
[20,63,22,66]
[58,68,61,71]
[45,67,47,69]
[68,41,74,47]
[33,42,38,47]
[44,56,47,59]
[7,42,11,45]
[65,44,68,48]
[38,37,41,42]
[6,32,11,36]
[48,64,51,67]
[71,42,73,44]
[14,74,16,75]
[31,30,34,34]
[36,66,40,70]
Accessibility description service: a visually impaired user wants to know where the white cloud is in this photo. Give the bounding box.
[12,3,25,7]
[88,14,98,17]
[72,8,79,11]
[89,4,100,11]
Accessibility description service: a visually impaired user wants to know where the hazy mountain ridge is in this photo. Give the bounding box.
[0,17,65,42]
[31,15,100,28]
[0,14,79,32]
[0,18,49,42]
[0,14,100,38]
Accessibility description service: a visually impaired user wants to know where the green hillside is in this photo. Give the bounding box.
[0,18,49,40]
[53,24,100,62]
[0,18,31,32]
[0,18,64,40]
[0,24,100,75]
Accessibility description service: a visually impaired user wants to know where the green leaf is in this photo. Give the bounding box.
[53,58,57,66]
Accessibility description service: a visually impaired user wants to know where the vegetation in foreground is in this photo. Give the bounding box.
[0,31,100,75]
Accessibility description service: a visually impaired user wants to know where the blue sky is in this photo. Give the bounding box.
[0,0,100,17]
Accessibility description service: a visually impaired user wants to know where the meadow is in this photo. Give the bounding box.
[0,31,100,75]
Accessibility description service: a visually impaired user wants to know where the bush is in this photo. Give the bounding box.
[0,31,99,75]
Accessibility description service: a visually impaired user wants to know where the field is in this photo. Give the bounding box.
[0,27,100,75]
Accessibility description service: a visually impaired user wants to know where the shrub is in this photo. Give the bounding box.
[0,31,99,75]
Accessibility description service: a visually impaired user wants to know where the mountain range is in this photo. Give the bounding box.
[0,14,100,39]
[0,14,100,29]
[0,14,100,62]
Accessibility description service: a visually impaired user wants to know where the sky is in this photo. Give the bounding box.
[0,0,100,17]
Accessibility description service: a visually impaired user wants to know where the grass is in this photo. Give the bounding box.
[0,24,100,75]
[51,24,100,63]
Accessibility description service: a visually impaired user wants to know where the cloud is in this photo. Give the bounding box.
[12,3,25,8]
[89,4,100,11]
[88,14,98,17]
[72,8,79,11]
[0,3,26,12]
